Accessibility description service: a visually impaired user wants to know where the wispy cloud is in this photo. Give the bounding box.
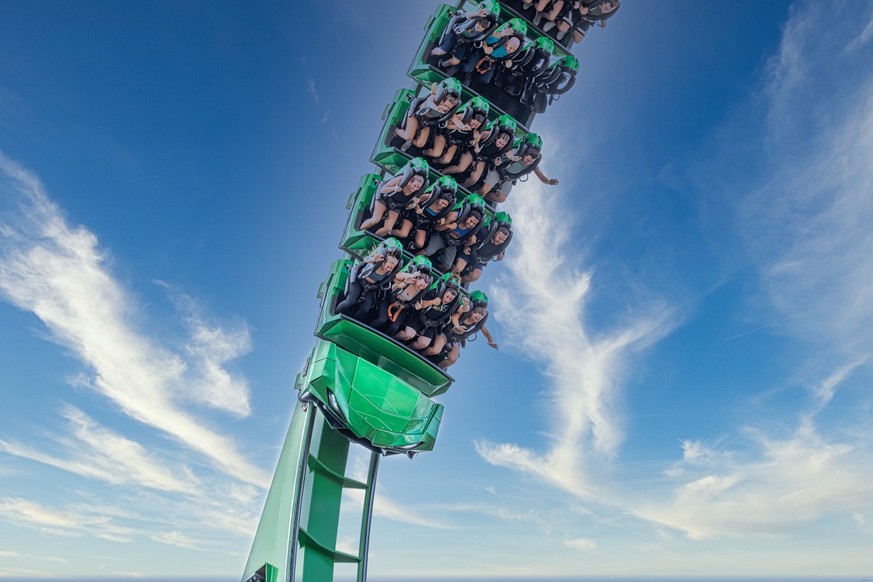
[0,497,137,542]
[0,406,199,494]
[305,78,321,108]
[434,502,539,524]
[478,173,676,497]
[635,418,873,540]
[0,153,267,486]
[745,0,873,358]
[635,0,873,540]
[150,530,206,550]
[343,489,454,530]
[563,537,597,551]
[304,78,330,124]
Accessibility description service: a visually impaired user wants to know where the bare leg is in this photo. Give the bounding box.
[463,267,483,283]
[463,161,485,187]
[390,218,414,240]
[485,190,507,204]
[423,134,447,159]
[436,143,458,165]
[444,151,473,175]
[413,229,427,250]
[438,344,461,369]
[395,114,419,141]
[359,200,388,231]
[414,126,431,149]
[394,327,416,342]
[410,335,432,351]
[375,209,401,238]
[546,0,564,21]
[423,333,447,356]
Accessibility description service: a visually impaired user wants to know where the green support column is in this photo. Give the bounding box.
[243,401,315,582]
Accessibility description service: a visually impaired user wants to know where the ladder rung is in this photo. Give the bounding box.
[298,527,361,563]
[307,455,368,489]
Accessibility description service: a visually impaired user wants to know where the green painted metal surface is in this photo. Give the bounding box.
[242,402,314,582]
[316,258,454,397]
[300,340,444,453]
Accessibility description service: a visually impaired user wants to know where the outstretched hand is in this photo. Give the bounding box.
[488,341,499,350]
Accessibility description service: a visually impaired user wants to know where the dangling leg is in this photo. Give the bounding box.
[391,217,414,240]
[414,126,432,149]
[359,199,388,231]
[438,344,461,369]
[423,133,447,159]
[436,143,458,165]
[463,160,485,188]
[336,281,363,315]
[423,333,448,356]
[375,209,401,238]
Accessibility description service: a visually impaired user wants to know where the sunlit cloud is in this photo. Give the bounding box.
[0,497,137,543]
[478,172,676,497]
[0,153,267,486]
[635,420,873,540]
[434,502,539,524]
[151,530,206,550]
[637,0,873,540]
[563,537,597,551]
[0,406,199,494]
[744,1,873,358]
[344,489,454,530]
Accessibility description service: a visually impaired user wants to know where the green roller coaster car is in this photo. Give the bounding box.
[296,340,444,456]
[316,257,454,396]
[340,173,496,267]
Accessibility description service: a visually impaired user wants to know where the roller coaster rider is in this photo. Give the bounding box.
[453,211,513,283]
[521,54,579,113]
[424,96,490,169]
[395,78,462,152]
[406,175,458,251]
[424,290,497,369]
[400,273,463,349]
[336,238,404,320]
[460,18,529,86]
[431,0,501,68]
[460,114,517,191]
[556,0,621,43]
[493,36,554,100]
[359,157,429,238]
[367,255,434,331]
[480,132,559,204]
[420,194,487,272]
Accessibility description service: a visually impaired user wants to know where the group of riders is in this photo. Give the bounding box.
[430,0,618,114]
[335,0,619,369]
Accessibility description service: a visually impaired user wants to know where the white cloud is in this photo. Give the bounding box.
[635,421,873,540]
[151,530,205,550]
[434,502,538,524]
[0,153,267,486]
[0,406,199,494]
[0,497,136,542]
[742,1,873,357]
[563,537,597,551]
[631,0,873,542]
[346,489,454,530]
[305,78,321,108]
[478,172,676,497]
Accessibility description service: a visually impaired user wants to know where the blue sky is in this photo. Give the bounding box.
[2,0,873,579]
